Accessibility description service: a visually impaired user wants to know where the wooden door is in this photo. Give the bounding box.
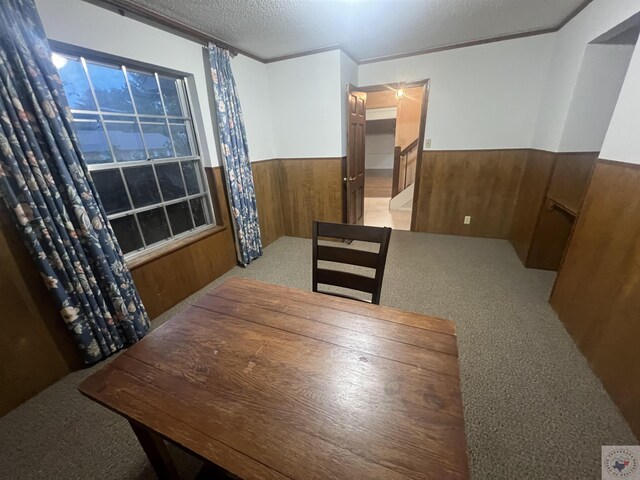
[346,88,366,225]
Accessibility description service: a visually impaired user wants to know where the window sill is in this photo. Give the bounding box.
[126,224,228,270]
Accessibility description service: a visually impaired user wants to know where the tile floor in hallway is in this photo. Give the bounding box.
[364,196,412,230]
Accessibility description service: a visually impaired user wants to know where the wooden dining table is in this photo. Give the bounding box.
[80,277,469,479]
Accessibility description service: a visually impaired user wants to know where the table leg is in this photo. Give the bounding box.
[129,421,180,480]
[196,463,236,479]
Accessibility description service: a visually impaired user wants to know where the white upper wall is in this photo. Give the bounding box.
[37,0,346,162]
[36,0,640,164]
[601,41,640,164]
[358,35,554,150]
[36,0,222,166]
[231,55,275,161]
[532,0,640,151]
[267,49,343,158]
[558,44,634,152]
[365,132,395,169]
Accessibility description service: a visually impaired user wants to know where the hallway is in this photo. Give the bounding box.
[364,169,411,230]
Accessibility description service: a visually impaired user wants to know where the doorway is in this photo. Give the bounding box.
[344,81,429,231]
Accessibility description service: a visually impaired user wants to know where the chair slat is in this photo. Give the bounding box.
[317,245,379,269]
[314,289,372,304]
[312,221,392,305]
[316,268,377,294]
[316,222,387,243]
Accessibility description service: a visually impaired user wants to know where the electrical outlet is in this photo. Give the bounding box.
[425,138,432,148]
[464,216,471,225]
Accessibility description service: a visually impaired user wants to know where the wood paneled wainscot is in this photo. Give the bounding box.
[413,149,527,238]
[510,150,557,263]
[550,159,640,438]
[510,151,597,270]
[0,166,238,415]
[0,205,82,416]
[279,158,343,238]
[129,166,237,319]
[251,158,343,242]
[251,159,285,247]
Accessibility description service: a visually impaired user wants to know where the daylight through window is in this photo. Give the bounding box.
[54,52,214,256]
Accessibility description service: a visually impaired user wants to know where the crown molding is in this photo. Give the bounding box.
[357,28,557,65]
[89,0,594,66]
[90,0,264,62]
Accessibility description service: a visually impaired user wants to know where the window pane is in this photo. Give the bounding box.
[139,116,165,123]
[105,121,146,161]
[170,122,192,157]
[156,162,185,201]
[91,169,131,214]
[57,58,96,111]
[141,122,174,159]
[110,215,143,254]
[159,77,183,116]
[123,166,161,208]
[86,63,133,113]
[190,197,207,227]
[138,208,170,245]
[127,70,163,115]
[74,118,112,164]
[166,201,193,235]
[182,161,201,195]
[60,53,213,255]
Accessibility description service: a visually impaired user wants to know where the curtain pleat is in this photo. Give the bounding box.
[0,0,149,363]
[208,44,263,266]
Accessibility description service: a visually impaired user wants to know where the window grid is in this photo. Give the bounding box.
[122,65,176,241]
[57,52,215,257]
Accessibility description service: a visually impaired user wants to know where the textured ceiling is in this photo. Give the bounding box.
[120,0,587,62]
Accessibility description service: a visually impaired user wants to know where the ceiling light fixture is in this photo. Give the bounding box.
[395,88,405,99]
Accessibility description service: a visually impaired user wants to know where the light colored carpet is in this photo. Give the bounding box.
[0,232,636,479]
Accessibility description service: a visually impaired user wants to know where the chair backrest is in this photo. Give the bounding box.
[312,221,392,305]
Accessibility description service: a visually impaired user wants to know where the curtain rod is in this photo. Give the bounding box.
[95,0,257,61]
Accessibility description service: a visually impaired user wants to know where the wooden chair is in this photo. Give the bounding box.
[312,221,392,305]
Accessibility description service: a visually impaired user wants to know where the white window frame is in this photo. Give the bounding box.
[52,43,216,260]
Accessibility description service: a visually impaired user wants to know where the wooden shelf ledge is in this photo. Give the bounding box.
[547,196,578,217]
[127,225,228,270]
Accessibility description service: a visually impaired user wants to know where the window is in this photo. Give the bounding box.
[54,52,214,257]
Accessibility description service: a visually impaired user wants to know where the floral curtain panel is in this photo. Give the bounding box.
[208,44,263,266]
[0,0,149,363]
